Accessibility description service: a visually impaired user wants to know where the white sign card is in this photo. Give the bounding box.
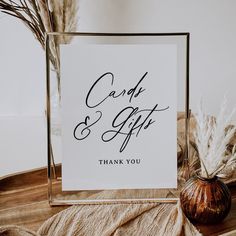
[61,43,177,191]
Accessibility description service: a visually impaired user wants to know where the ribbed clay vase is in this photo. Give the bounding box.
[180,175,231,224]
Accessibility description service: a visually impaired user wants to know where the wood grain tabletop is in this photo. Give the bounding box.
[0,167,235,235]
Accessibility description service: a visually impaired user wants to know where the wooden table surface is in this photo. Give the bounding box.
[0,167,236,235]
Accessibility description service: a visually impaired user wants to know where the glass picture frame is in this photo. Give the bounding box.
[45,32,190,206]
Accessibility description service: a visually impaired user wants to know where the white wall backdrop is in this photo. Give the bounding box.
[1,0,236,176]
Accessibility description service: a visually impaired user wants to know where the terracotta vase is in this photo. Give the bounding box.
[180,175,231,224]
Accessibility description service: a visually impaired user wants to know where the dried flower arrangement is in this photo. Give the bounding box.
[180,98,235,224]
[0,1,79,177]
[194,98,236,179]
[0,0,78,85]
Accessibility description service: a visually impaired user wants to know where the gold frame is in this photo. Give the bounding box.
[46,32,190,206]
